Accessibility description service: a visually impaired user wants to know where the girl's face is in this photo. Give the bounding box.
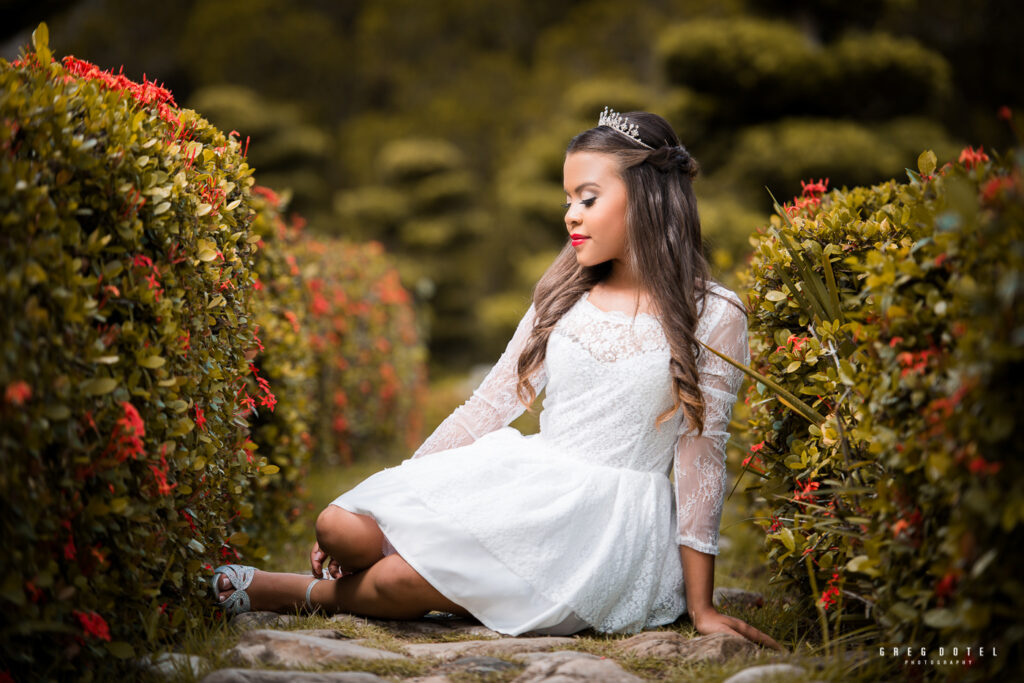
[562,151,629,268]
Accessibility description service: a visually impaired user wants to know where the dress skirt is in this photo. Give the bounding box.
[329,427,686,636]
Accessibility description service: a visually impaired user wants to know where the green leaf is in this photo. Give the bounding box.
[187,539,205,553]
[81,377,118,396]
[32,23,51,65]
[261,464,280,475]
[104,641,135,659]
[138,355,166,369]
[923,608,956,629]
[917,149,937,177]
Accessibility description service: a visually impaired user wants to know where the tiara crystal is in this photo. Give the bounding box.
[598,106,653,149]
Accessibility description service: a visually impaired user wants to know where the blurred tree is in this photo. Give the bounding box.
[335,137,488,368]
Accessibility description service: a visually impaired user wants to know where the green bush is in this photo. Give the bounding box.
[291,237,427,465]
[656,18,819,119]
[0,27,286,678]
[737,145,1023,677]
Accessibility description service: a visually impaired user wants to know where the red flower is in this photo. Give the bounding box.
[935,572,958,603]
[998,105,1012,121]
[980,175,1015,203]
[888,336,904,348]
[958,145,990,169]
[4,380,31,406]
[104,402,146,462]
[258,392,277,412]
[194,405,207,432]
[793,479,820,505]
[742,455,765,473]
[73,610,111,641]
[819,571,841,610]
[62,519,76,560]
[800,177,829,197]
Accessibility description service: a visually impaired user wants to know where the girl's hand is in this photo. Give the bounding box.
[691,607,785,651]
[310,540,327,577]
[310,540,342,578]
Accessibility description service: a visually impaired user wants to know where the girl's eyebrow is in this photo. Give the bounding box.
[564,181,601,194]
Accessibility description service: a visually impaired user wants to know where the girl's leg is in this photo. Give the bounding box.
[314,505,386,573]
[215,555,471,618]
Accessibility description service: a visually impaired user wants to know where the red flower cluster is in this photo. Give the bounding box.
[980,173,1017,203]
[896,347,940,378]
[819,571,841,610]
[4,380,31,406]
[104,401,146,462]
[784,177,830,216]
[61,56,180,129]
[148,444,176,496]
[935,571,958,605]
[958,145,990,169]
[73,609,111,641]
[793,479,820,505]
[891,508,923,538]
[131,254,163,302]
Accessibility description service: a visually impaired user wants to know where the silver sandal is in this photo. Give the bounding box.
[212,564,255,616]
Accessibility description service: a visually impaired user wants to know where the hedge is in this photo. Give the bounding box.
[291,235,427,465]
[736,144,1023,678]
[1,27,429,679]
[0,26,282,679]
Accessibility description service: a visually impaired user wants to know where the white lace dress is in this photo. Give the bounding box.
[330,282,749,635]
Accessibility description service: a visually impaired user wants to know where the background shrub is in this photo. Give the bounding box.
[737,145,1023,677]
[292,235,427,466]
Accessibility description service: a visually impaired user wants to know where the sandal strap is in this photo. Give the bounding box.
[305,577,324,610]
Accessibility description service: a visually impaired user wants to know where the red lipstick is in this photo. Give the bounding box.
[570,233,589,247]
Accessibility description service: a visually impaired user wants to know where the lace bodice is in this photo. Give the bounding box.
[412,283,750,555]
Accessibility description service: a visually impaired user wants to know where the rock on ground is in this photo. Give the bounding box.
[403,636,576,662]
[512,653,644,683]
[202,670,388,683]
[721,663,808,683]
[230,611,300,630]
[617,631,758,663]
[137,652,206,678]
[227,629,406,668]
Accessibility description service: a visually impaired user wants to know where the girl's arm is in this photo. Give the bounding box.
[673,291,782,650]
[410,303,547,459]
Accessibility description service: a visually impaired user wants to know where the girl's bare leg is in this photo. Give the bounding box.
[215,504,471,617]
[215,555,470,618]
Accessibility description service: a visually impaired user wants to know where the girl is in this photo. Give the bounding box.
[213,109,781,650]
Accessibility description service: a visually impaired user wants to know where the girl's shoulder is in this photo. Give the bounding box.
[701,280,745,313]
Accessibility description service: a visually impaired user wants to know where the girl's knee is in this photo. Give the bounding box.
[315,505,350,550]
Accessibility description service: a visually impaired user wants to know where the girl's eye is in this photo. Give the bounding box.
[561,198,598,209]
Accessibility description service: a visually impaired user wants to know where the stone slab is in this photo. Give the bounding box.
[617,631,758,663]
[403,636,576,662]
[228,629,406,668]
[202,670,388,683]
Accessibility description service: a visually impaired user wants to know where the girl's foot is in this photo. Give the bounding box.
[216,570,327,613]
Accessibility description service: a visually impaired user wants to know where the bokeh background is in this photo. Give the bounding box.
[5,0,1020,375]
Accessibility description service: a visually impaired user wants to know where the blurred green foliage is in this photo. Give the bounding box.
[15,0,1018,371]
[737,145,1023,677]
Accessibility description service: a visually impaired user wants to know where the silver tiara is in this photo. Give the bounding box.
[598,106,653,149]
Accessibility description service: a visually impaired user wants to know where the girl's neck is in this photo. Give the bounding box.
[602,259,641,294]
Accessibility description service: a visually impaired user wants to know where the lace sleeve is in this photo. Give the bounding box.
[673,292,749,555]
[411,303,548,459]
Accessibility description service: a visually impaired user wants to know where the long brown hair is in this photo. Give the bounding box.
[515,111,745,436]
